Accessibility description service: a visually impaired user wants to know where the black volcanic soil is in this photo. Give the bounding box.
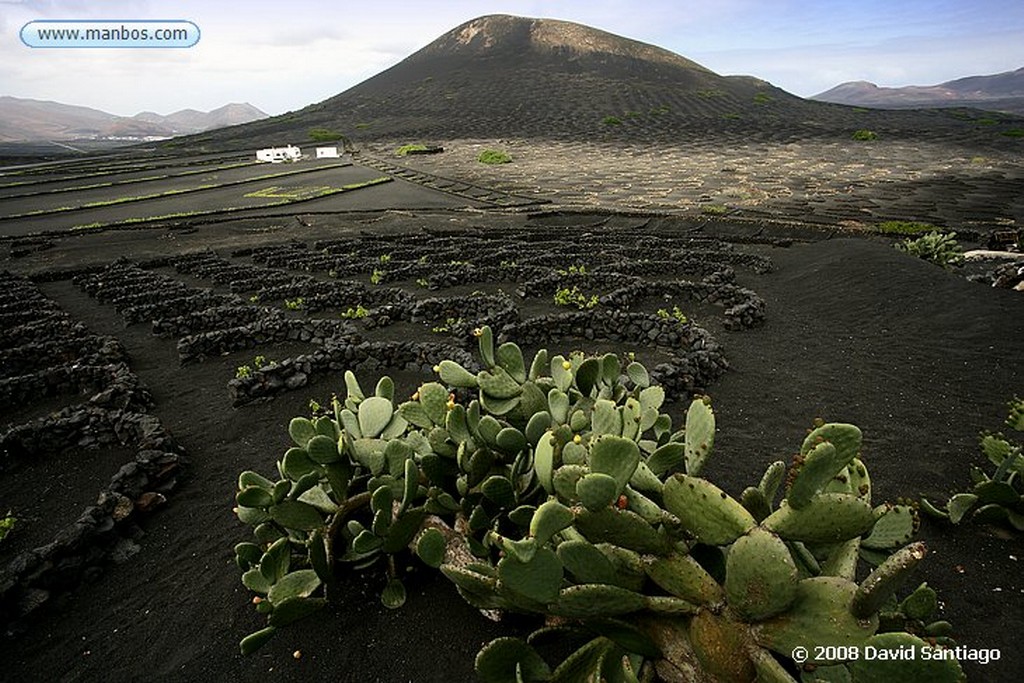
[1,14,1023,682]
[0,203,1022,682]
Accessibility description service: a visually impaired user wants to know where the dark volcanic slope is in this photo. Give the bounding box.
[207,14,993,148]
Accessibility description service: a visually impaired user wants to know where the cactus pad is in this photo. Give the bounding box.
[664,474,755,545]
[725,528,799,621]
[588,435,640,493]
[762,494,874,543]
[497,547,563,605]
[550,583,647,618]
[753,576,878,662]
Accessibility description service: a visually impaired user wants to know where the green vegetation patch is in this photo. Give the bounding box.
[753,92,773,105]
[852,129,878,141]
[1001,128,1024,138]
[602,115,623,126]
[894,231,963,270]
[478,149,512,165]
[876,220,941,236]
[244,185,337,200]
[396,144,428,156]
[308,128,344,142]
[0,513,14,544]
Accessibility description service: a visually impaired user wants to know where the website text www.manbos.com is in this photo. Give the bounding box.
[21,21,200,48]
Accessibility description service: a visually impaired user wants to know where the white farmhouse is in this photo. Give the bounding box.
[255,145,302,163]
[315,146,340,158]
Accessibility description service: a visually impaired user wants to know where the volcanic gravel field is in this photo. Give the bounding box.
[2,19,1024,678]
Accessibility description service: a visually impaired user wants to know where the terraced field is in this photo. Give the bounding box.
[1,184,1022,681]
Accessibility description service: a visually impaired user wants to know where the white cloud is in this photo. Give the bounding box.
[2,1,1023,115]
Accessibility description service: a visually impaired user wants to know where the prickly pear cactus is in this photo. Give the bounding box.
[921,396,1024,531]
[233,326,963,682]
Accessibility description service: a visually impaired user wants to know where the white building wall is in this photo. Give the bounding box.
[255,145,302,163]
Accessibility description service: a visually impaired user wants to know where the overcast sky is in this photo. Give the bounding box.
[2,0,1022,116]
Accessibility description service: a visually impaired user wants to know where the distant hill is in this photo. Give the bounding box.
[0,97,268,142]
[812,68,1024,114]
[184,14,1024,150]
[205,14,822,145]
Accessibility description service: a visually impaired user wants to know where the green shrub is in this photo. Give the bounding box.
[231,327,958,680]
[602,116,623,126]
[284,297,304,310]
[556,264,588,276]
[431,317,463,333]
[753,92,773,105]
[478,149,512,165]
[701,204,729,215]
[341,305,370,319]
[656,306,688,324]
[894,231,963,269]
[395,144,427,156]
[1002,128,1024,138]
[852,129,878,141]
[308,128,343,142]
[0,513,15,544]
[553,285,599,309]
[235,365,252,380]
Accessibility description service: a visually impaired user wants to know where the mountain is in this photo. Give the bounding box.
[188,14,1023,150]
[210,14,824,145]
[812,68,1024,114]
[0,97,268,142]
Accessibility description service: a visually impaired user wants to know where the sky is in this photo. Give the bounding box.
[2,0,1023,116]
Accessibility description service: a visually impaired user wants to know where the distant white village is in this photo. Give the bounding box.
[254,145,339,163]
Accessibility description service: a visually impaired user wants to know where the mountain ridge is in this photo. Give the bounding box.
[0,97,268,142]
[812,67,1024,114]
